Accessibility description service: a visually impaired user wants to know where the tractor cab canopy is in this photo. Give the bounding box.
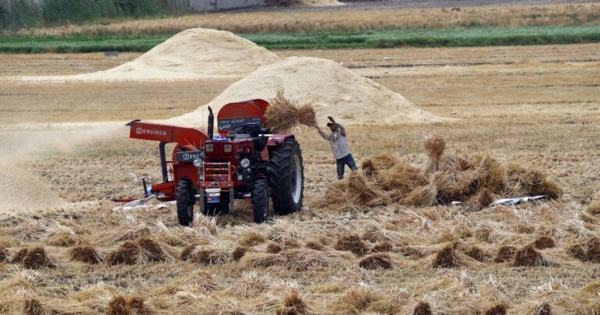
[216,99,270,138]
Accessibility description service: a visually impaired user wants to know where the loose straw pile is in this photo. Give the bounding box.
[265,90,317,134]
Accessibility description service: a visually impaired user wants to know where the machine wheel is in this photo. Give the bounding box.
[176,179,195,226]
[269,138,304,215]
[252,179,269,223]
[202,192,230,216]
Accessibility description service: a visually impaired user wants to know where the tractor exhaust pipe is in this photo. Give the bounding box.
[207,106,214,140]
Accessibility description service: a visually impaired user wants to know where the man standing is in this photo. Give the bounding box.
[316,116,358,180]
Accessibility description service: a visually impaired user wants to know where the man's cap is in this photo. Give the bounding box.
[327,122,335,126]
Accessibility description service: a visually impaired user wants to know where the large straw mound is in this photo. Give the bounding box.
[265,90,317,133]
[15,28,279,83]
[314,134,563,210]
[168,57,445,127]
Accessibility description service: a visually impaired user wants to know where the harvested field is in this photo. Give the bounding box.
[1,16,600,315]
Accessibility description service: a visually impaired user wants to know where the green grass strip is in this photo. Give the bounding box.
[0,25,599,53]
[244,25,600,49]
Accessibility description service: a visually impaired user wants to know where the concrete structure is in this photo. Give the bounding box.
[167,0,259,11]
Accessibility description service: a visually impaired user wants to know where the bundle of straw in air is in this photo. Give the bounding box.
[266,90,317,134]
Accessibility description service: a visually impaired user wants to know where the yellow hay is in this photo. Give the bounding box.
[70,246,101,264]
[376,162,426,193]
[334,234,369,257]
[239,253,286,268]
[266,90,316,134]
[400,183,438,207]
[424,134,446,175]
[358,253,393,270]
[361,153,398,177]
[470,153,506,194]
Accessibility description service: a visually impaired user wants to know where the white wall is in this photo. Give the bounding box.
[187,0,258,11]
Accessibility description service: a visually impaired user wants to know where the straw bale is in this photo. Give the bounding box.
[413,301,433,315]
[187,248,229,265]
[463,245,486,262]
[361,153,398,177]
[4,219,46,241]
[358,253,393,270]
[266,90,317,134]
[99,224,151,246]
[45,231,80,247]
[484,304,508,315]
[538,302,553,315]
[24,299,45,315]
[304,241,325,251]
[334,234,369,257]
[474,188,495,209]
[376,162,426,193]
[586,237,600,263]
[231,246,249,262]
[283,248,343,271]
[239,253,286,268]
[568,237,600,263]
[470,154,506,194]
[136,237,166,262]
[239,231,268,247]
[512,244,552,267]
[266,242,283,254]
[371,241,393,253]
[106,241,140,266]
[423,134,446,175]
[128,296,148,315]
[107,296,129,315]
[399,245,430,259]
[434,169,478,203]
[494,246,516,263]
[333,287,379,315]
[276,291,310,315]
[11,248,29,264]
[362,221,405,244]
[586,201,600,216]
[532,236,556,250]
[346,172,392,206]
[504,163,563,198]
[432,244,459,268]
[578,281,600,296]
[401,184,438,207]
[440,154,472,172]
[22,247,54,269]
[70,246,101,264]
[567,244,588,262]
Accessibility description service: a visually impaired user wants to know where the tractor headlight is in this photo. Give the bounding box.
[224,144,232,153]
[205,144,213,153]
[240,158,250,169]
[193,157,204,168]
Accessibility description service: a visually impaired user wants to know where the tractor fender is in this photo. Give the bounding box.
[266,134,295,147]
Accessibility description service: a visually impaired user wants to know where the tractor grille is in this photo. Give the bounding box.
[204,162,232,182]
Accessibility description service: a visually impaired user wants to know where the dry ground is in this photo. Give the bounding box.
[0,43,600,314]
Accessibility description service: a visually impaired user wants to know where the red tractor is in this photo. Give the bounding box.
[120,99,304,225]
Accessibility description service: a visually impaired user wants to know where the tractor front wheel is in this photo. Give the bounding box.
[269,138,304,215]
[252,179,269,223]
[176,179,196,226]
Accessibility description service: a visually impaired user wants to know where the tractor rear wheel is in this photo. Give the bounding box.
[176,179,195,226]
[252,179,269,223]
[269,138,304,215]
